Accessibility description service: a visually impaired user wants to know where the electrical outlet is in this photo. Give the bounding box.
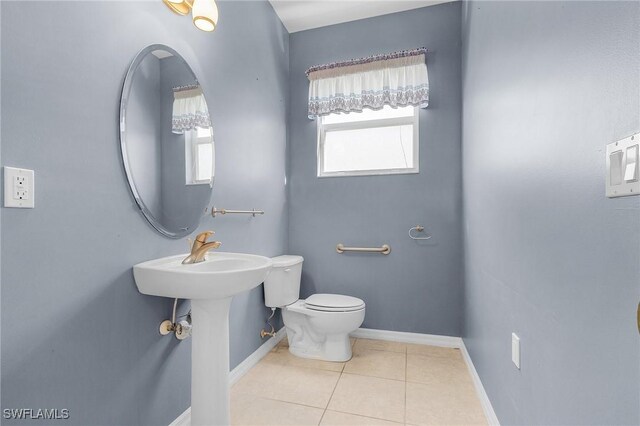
[14,189,29,200]
[4,167,35,208]
[512,333,521,369]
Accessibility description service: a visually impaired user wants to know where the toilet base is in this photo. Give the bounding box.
[287,332,353,362]
[282,300,365,362]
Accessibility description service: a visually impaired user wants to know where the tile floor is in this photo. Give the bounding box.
[231,337,487,425]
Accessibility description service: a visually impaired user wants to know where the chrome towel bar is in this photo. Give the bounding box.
[211,207,265,217]
[336,244,391,255]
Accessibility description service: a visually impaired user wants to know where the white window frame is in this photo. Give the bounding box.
[317,107,420,178]
[185,128,214,186]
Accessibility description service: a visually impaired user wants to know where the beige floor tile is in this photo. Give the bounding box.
[406,353,473,386]
[327,373,405,423]
[352,338,406,353]
[343,348,406,380]
[233,361,340,408]
[350,337,356,347]
[231,392,324,426]
[406,381,486,425]
[406,344,462,359]
[266,346,345,372]
[320,410,402,426]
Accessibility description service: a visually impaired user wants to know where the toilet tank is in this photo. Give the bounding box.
[264,255,304,308]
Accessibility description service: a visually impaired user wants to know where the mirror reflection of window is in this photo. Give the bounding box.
[121,45,215,238]
[185,127,214,186]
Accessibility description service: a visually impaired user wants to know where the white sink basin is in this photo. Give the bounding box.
[133,252,273,299]
[133,251,273,426]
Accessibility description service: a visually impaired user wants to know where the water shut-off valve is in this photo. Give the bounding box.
[159,298,192,340]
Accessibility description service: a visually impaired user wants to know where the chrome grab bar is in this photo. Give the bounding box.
[336,244,391,255]
[211,207,264,217]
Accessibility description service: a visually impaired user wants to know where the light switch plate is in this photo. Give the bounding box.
[606,133,640,198]
[4,166,35,208]
[511,333,520,369]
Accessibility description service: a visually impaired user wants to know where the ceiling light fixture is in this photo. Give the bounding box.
[163,0,218,32]
[192,0,219,32]
[162,0,193,16]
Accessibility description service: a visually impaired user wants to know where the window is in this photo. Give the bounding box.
[317,105,419,177]
[185,127,214,185]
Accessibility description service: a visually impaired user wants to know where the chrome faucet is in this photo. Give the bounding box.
[182,231,222,264]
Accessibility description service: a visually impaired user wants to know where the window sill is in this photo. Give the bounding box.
[317,168,419,178]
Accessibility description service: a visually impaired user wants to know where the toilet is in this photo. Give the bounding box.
[264,255,365,362]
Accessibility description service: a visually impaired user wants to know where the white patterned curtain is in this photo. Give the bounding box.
[307,48,429,119]
[172,86,211,134]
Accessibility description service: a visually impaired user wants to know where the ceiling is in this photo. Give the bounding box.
[269,0,456,33]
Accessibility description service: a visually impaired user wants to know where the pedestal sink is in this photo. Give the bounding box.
[133,252,273,426]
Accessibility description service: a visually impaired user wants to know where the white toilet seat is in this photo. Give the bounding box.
[306,305,365,312]
[305,293,365,312]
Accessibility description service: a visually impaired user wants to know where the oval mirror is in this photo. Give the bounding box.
[120,44,214,238]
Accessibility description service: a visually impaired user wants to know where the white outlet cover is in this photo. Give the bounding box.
[511,333,521,369]
[4,166,35,208]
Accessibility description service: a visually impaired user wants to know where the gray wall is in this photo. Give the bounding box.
[461,1,640,424]
[288,2,463,336]
[0,1,3,411]
[0,1,288,425]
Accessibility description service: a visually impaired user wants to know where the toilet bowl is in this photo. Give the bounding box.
[264,256,365,362]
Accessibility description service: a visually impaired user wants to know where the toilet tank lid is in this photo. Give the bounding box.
[271,255,304,267]
[306,293,364,309]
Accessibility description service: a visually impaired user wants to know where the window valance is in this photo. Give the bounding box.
[306,48,429,119]
[172,85,211,134]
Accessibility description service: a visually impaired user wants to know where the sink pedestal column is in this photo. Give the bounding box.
[190,297,232,426]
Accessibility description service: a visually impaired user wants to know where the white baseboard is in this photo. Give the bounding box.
[169,328,286,426]
[460,341,500,426]
[351,327,463,348]
[169,407,191,426]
